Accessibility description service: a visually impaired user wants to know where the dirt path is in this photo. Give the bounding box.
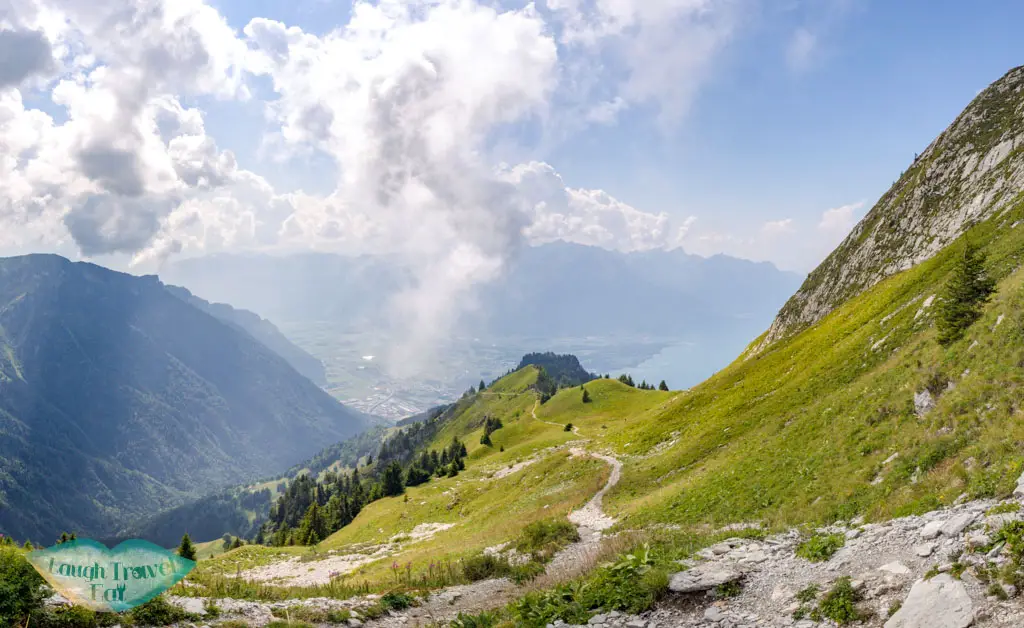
[370,399,623,626]
[171,397,624,627]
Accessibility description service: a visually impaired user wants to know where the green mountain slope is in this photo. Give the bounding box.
[0,254,367,543]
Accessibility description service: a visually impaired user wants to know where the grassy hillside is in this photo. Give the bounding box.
[595,192,1024,531]
[138,194,1024,608]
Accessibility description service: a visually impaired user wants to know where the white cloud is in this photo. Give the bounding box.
[762,218,795,235]
[0,0,754,374]
[502,161,695,252]
[818,201,864,234]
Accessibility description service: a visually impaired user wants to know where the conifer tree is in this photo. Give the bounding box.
[382,461,406,497]
[481,432,493,446]
[479,379,486,392]
[659,380,669,391]
[937,241,996,345]
[582,388,591,403]
[178,534,197,561]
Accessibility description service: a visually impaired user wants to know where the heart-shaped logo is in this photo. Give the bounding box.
[27,538,196,612]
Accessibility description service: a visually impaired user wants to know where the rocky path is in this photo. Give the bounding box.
[550,493,1024,628]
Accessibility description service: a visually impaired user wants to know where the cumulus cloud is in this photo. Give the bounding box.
[818,201,864,234]
[503,161,694,252]
[0,0,751,375]
[0,28,53,88]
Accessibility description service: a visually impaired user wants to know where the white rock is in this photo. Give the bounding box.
[940,513,975,537]
[703,606,726,623]
[914,543,936,557]
[771,585,794,602]
[919,520,944,539]
[1014,471,1024,497]
[668,565,742,593]
[878,561,911,576]
[846,529,862,539]
[967,533,991,548]
[884,574,973,628]
[914,390,936,416]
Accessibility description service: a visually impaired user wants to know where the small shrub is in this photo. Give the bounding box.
[510,560,546,584]
[796,533,845,562]
[887,600,902,617]
[128,596,200,626]
[986,502,1021,516]
[380,591,415,611]
[811,577,863,625]
[462,554,512,582]
[924,564,941,579]
[714,580,741,598]
[515,519,580,558]
[216,622,251,628]
[564,423,573,432]
[267,622,313,628]
[795,584,819,603]
[988,583,1009,600]
[204,599,222,618]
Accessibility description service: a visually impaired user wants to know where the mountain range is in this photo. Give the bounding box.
[0,255,367,543]
[161,242,803,338]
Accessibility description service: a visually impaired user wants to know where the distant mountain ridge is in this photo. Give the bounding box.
[164,285,327,386]
[163,242,802,339]
[0,254,367,542]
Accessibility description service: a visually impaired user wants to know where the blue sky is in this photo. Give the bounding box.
[198,0,1024,271]
[2,0,1023,273]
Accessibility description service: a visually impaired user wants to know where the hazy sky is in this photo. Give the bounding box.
[1,0,1023,274]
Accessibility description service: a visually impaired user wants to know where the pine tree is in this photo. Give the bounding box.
[582,388,591,403]
[178,534,197,561]
[447,464,459,478]
[479,379,486,392]
[480,432,493,446]
[382,461,406,497]
[937,241,996,345]
[659,380,669,391]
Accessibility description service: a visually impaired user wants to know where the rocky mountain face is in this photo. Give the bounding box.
[761,65,1024,349]
[0,254,366,542]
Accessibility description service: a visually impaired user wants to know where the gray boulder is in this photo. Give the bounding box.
[884,574,973,628]
[668,565,742,593]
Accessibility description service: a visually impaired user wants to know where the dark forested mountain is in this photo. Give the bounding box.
[164,285,327,386]
[162,244,802,338]
[517,353,595,387]
[0,254,367,542]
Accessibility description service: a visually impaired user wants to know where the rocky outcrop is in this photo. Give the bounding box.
[758,65,1024,350]
[883,574,973,628]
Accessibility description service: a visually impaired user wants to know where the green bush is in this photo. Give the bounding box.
[811,577,863,625]
[511,544,668,626]
[462,554,512,582]
[267,622,313,628]
[796,533,845,562]
[380,591,415,611]
[0,546,47,627]
[514,520,580,558]
[127,596,200,626]
[271,606,350,623]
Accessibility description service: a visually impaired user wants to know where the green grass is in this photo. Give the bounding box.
[174,193,1024,609]
[796,534,846,563]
